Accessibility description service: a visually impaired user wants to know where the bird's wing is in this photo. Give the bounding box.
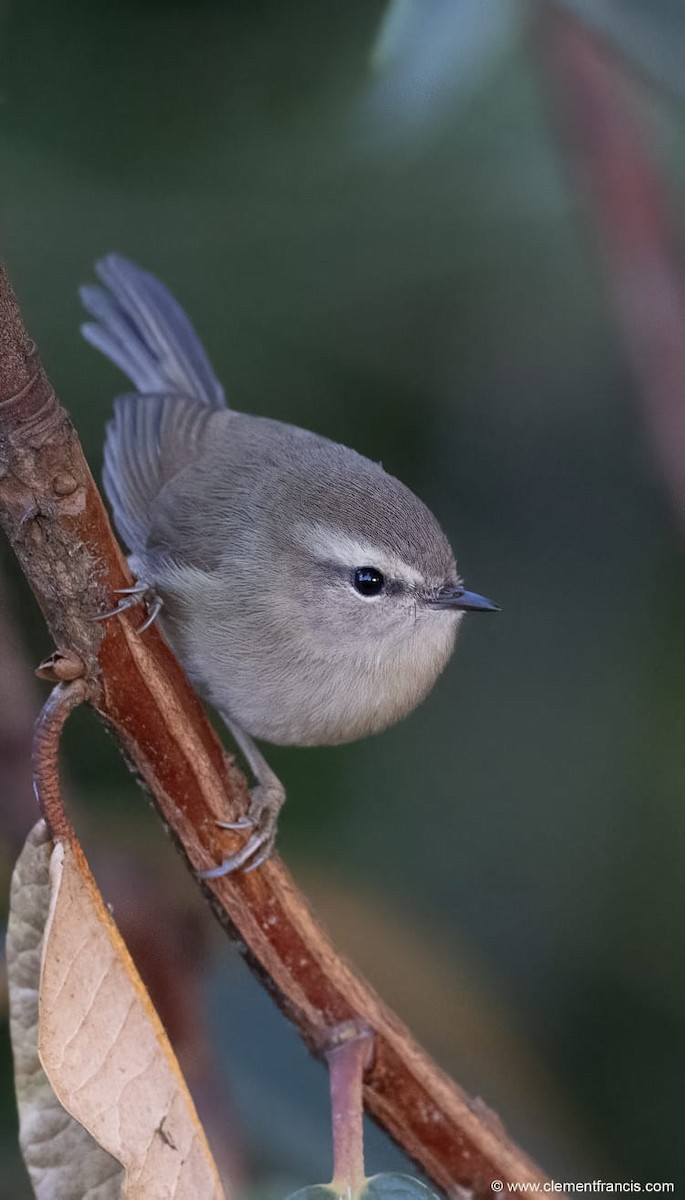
[80,254,226,409]
[103,393,216,555]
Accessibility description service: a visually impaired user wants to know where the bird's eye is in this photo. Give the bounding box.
[353,566,385,597]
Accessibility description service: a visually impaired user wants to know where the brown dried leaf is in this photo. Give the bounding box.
[8,821,124,1199]
[8,820,226,1200]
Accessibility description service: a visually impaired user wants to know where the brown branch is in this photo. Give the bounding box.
[32,680,87,843]
[538,5,685,533]
[325,1022,374,1190]
[0,259,551,1198]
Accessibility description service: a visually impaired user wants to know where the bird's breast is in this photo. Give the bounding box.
[248,611,461,747]
[149,560,460,747]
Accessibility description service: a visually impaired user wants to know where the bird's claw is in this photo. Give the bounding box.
[216,814,254,831]
[93,583,163,632]
[200,783,284,878]
[200,826,276,878]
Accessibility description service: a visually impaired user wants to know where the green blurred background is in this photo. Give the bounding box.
[1,0,684,1194]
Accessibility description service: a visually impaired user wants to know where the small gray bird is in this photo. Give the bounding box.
[81,256,497,875]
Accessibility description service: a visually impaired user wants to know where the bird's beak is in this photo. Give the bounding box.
[429,586,500,613]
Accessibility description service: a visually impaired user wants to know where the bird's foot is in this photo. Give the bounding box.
[201,781,285,878]
[94,581,163,632]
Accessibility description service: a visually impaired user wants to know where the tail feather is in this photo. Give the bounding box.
[80,254,226,409]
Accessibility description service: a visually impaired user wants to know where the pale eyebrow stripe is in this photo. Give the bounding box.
[293,521,425,586]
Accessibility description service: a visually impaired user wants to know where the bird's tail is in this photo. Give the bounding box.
[80,254,226,409]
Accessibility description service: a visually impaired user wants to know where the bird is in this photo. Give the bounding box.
[80,255,498,876]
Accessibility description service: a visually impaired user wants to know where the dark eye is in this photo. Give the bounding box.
[353,566,385,597]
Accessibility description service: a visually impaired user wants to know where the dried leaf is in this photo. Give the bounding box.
[8,821,124,1199]
[8,820,226,1200]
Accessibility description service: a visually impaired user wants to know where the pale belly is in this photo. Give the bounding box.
[178,610,460,747]
[147,558,460,748]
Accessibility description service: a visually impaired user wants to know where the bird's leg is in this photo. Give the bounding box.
[200,716,285,877]
[94,580,163,632]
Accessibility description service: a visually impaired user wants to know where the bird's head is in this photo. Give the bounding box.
[266,454,498,739]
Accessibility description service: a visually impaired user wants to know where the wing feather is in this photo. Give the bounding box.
[102,393,213,553]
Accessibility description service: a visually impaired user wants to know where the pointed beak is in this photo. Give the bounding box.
[429,586,500,613]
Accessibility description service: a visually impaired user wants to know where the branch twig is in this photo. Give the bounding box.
[0,260,551,1198]
[32,680,87,843]
[325,1022,374,1191]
